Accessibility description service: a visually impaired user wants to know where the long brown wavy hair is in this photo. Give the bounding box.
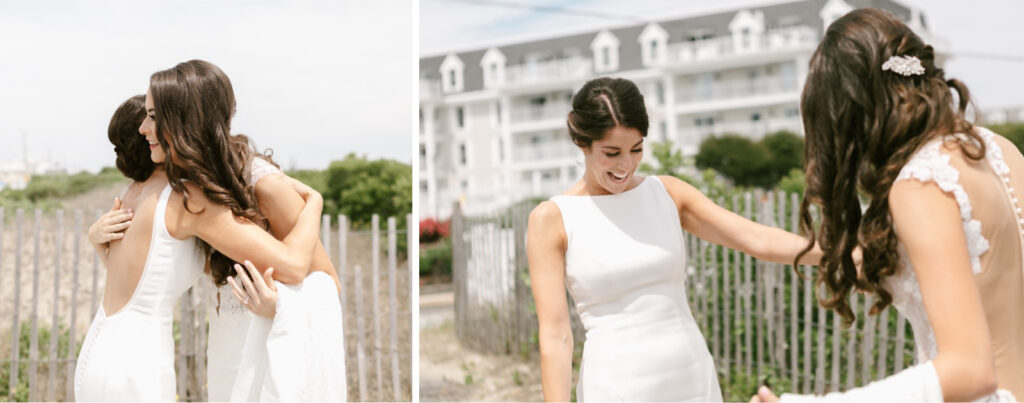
[149,59,277,287]
[794,8,980,325]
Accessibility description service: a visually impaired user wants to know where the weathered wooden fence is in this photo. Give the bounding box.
[451,191,918,399]
[0,208,413,402]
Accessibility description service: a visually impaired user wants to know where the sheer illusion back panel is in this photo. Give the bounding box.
[942,131,1023,396]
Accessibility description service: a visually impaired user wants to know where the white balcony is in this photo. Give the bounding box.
[505,58,592,88]
[669,26,817,64]
[508,179,572,201]
[677,78,797,104]
[512,141,578,165]
[510,101,572,123]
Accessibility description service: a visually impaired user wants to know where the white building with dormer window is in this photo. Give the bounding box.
[419,0,940,218]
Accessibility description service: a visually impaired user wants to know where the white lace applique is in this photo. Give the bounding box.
[249,157,283,186]
[894,139,989,274]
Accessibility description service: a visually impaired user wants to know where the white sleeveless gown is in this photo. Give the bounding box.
[550,176,722,402]
[205,157,347,401]
[74,184,205,401]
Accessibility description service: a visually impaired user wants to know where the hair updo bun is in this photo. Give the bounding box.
[567,77,649,147]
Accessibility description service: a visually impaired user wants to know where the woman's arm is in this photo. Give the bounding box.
[659,176,824,265]
[887,180,997,399]
[254,173,339,288]
[175,180,323,275]
[527,201,574,402]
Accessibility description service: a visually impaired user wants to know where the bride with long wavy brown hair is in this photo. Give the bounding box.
[147,59,346,401]
[75,79,329,400]
[755,8,1020,402]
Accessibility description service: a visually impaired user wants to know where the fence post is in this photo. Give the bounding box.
[338,214,350,392]
[371,214,383,399]
[407,212,414,399]
[860,294,876,383]
[28,209,42,402]
[354,264,368,401]
[67,210,81,396]
[875,307,890,380]
[845,293,859,389]
[894,313,907,372]
[388,217,400,400]
[47,210,63,401]
[10,209,23,401]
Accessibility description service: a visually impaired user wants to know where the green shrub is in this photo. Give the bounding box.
[323,154,412,230]
[419,240,452,279]
[696,135,772,187]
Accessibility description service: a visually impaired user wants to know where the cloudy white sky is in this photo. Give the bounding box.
[421,0,1024,110]
[0,0,413,173]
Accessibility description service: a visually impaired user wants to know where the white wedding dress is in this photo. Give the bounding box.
[550,176,722,401]
[206,157,347,402]
[74,184,205,401]
[782,128,1021,402]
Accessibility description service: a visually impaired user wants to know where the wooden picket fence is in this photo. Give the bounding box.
[0,208,412,402]
[451,191,919,399]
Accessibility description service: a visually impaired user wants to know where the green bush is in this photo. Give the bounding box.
[761,131,804,181]
[778,168,806,196]
[419,240,452,279]
[989,122,1024,153]
[695,131,806,190]
[0,320,77,401]
[696,135,773,187]
[323,154,412,230]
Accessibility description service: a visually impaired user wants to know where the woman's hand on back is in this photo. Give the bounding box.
[89,197,133,248]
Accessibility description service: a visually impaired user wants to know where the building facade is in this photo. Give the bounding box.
[420,0,933,218]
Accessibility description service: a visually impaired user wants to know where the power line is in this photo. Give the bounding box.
[441,0,646,23]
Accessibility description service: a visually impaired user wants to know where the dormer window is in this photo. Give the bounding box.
[440,53,464,93]
[591,30,620,73]
[730,9,766,53]
[480,48,506,89]
[639,23,668,67]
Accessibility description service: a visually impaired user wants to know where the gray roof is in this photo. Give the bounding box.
[421,0,917,93]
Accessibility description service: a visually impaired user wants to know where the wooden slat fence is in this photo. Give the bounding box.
[0,209,412,402]
[451,192,917,401]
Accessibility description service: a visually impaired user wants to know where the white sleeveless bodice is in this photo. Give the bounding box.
[550,176,722,401]
[205,156,283,401]
[74,184,205,401]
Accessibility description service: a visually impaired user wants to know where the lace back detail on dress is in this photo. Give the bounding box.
[894,139,989,274]
[249,157,282,186]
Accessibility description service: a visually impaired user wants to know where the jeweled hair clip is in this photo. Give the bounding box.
[882,55,925,76]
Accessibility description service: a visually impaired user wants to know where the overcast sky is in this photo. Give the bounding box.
[421,0,1024,111]
[0,0,413,173]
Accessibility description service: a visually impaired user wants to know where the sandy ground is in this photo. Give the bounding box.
[0,182,412,401]
[419,318,545,402]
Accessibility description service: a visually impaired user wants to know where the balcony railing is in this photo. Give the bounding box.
[512,141,579,163]
[505,58,592,87]
[510,101,572,123]
[677,78,798,104]
[669,26,817,64]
